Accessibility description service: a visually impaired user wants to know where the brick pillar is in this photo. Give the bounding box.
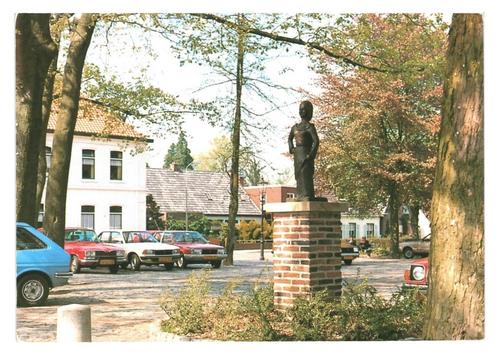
[266,201,348,309]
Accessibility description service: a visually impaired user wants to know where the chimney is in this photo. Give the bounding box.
[170,163,181,172]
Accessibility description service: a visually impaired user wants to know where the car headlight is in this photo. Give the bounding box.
[142,249,154,256]
[85,251,96,259]
[173,249,180,255]
[412,266,425,281]
[116,250,125,258]
[191,249,202,255]
[353,247,359,253]
[217,248,225,255]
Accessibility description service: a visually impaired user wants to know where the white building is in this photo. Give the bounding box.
[41,101,151,233]
[341,213,382,239]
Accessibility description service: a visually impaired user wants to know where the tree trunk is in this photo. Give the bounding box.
[387,183,400,257]
[409,204,420,239]
[34,21,63,222]
[225,22,245,265]
[423,14,484,340]
[16,14,57,225]
[44,14,96,247]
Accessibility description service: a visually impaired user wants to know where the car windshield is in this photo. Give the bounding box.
[123,231,158,243]
[171,231,208,244]
[65,229,97,242]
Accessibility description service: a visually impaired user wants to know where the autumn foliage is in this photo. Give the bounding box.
[312,14,447,249]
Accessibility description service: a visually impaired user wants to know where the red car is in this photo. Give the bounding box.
[151,230,227,269]
[403,257,429,290]
[64,228,126,274]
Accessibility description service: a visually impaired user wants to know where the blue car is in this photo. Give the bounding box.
[16,222,72,307]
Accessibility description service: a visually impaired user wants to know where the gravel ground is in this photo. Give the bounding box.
[15,250,414,342]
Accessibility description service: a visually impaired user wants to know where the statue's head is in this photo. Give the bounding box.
[299,100,313,121]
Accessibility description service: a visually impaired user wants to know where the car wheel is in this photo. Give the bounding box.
[129,254,141,271]
[70,255,81,273]
[164,263,174,271]
[176,256,187,269]
[211,261,222,269]
[403,247,414,259]
[343,260,352,266]
[17,274,49,307]
[109,266,119,274]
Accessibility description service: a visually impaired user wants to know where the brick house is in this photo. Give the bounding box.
[244,184,383,239]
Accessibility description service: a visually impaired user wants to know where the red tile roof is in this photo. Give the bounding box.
[47,98,152,142]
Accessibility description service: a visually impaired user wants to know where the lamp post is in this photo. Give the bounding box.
[184,161,195,232]
[259,182,267,261]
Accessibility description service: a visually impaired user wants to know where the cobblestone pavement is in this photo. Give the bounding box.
[15,251,414,342]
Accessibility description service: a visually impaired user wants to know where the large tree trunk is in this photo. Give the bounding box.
[225,23,245,265]
[423,14,484,340]
[16,14,57,225]
[44,14,96,247]
[409,203,420,239]
[387,183,400,257]
[34,19,64,222]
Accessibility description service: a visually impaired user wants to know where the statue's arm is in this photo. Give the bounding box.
[288,126,295,154]
[308,124,319,160]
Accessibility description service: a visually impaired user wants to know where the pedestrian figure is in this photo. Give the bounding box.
[288,100,320,201]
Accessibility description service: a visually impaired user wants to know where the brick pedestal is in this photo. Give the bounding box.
[266,201,348,309]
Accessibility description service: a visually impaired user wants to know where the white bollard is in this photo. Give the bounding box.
[57,304,92,342]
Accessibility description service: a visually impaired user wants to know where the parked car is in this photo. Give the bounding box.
[64,228,126,274]
[96,230,181,271]
[403,257,429,290]
[16,222,72,307]
[341,239,360,265]
[151,230,227,269]
[399,234,431,259]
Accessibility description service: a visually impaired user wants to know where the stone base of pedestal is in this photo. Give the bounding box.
[266,201,347,309]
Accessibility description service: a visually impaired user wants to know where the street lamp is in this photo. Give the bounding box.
[259,181,267,261]
[184,161,195,232]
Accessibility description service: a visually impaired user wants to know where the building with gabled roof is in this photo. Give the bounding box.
[40,99,152,233]
[146,168,261,223]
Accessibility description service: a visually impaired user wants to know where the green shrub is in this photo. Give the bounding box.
[160,272,425,341]
[208,281,246,340]
[331,279,426,340]
[160,270,210,335]
[239,283,283,341]
[289,290,336,341]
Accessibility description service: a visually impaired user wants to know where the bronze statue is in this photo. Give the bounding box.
[288,100,323,201]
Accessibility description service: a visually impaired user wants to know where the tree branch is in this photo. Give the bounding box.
[190,13,398,73]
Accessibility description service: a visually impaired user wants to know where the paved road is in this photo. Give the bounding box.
[16,251,414,342]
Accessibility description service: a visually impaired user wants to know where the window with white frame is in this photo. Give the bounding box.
[366,223,375,237]
[286,192,295,200]
[109,206,122,229]
[348,223,357,238]
[37,203,44,228]
[81,205,95,229]
[110,151,123,180]
[82,149,95,179]
[45,147,52,170]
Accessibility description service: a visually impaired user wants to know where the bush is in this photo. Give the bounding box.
[160,270,210,335]
[330,279,426,340]
[239,283,284,341]
[160,273,425,341]
[289,290,336,341]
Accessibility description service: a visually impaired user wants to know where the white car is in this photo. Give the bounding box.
[97,230,181,271]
